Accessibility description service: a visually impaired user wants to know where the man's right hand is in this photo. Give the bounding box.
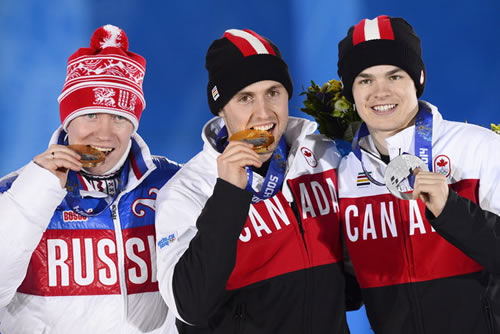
[412,168,449,217]
[216,141,263,189]
[33,144,83,188]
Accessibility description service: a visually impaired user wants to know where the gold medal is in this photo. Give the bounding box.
[68,144,106,168]
[229,129,274,153]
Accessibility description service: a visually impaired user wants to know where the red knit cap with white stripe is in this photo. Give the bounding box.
[205,28,293,115]
[337,15,426,102]
[58,24,146,131]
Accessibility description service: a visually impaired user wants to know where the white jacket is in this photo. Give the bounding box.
[155,116,344,326]
[337,101,500,333]
[0,127,180,334]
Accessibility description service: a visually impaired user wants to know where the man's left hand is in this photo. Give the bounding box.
[412,168,449,217]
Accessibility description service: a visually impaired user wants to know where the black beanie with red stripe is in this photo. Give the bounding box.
[337,15,426,102]
[205,29,293,115]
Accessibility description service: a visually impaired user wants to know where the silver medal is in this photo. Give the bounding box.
[384,154,428,200]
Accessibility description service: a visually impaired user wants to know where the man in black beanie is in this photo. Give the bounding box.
[155,28,359,333]
[336,15,500,333]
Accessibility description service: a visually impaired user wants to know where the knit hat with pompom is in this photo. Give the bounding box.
[58,24,146,131]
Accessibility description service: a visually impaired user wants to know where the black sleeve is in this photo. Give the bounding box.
[344,270,363,311]
[426,190,500,274]
[172,178,253,325]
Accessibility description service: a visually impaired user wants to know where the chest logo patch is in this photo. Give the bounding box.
[300,147,318,167]
[433,155,451,177]
[158,233,176,248]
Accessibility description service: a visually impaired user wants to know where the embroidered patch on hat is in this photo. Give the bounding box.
[212,85,220,101]
[300,147,318,167]
[434,155,451,177]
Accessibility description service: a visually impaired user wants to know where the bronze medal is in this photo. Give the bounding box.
[67,144,106,168]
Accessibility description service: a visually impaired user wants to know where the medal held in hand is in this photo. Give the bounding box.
[67,144,106,168]
[229,129,275,153]
[385,154,428,200]
[215,126,285,203]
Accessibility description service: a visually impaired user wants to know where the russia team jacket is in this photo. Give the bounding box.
[338,101,500,334]
[0,128,180,334]
[155,117,353,334]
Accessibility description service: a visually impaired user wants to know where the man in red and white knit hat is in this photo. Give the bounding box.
[0,24,181,333]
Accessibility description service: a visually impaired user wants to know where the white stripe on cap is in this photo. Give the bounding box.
[364,17,381,41]
[225,29,270,54]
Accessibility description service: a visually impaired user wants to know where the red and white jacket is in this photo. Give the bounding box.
[0,128,180,334]
[338,101,500,334]
[155,117,352,333]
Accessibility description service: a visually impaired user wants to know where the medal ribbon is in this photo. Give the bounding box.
[215,126,287,203]
[352,103,433,186]
[64,161,129,217]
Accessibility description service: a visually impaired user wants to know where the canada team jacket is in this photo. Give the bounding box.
[338,102,500,334]
[155,117,351,334]
[0,128,180,334]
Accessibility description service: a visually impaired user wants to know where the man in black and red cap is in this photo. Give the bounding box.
[336,15,500,333]
[0,24,180,333]
[155,28,359,333]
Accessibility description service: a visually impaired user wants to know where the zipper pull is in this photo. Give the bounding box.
[233,304,245,320]
[111,204,117,220]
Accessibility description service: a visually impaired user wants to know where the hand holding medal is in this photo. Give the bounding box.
[216,128,274,190]
[216,135,264,190]
[33,144,84,187]
[353,107,442,206]
[228,129,286,203]
[33,144,107,188]
[216,127,286,202]
[411,167,449,217]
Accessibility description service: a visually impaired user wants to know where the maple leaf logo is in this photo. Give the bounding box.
[300,147,318,167]
[437,159,448,167]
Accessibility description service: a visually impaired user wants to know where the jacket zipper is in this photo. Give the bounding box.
[483,298,494,334]
[397,199,425,333]
[290,200,308,254]
[111,201,129,326]
[289,181,312,334]
[233,303,245,333]
[481,274,495,334]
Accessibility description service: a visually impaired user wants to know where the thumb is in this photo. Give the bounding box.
[412,167,422,176]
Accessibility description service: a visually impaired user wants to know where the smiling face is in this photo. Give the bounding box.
[352,65,419,139]
[66,113,134,175]
[218,80,289,162]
